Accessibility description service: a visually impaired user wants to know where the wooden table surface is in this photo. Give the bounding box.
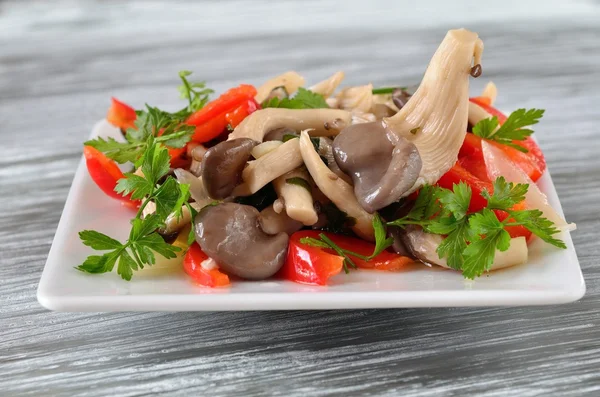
[1,1,599,396]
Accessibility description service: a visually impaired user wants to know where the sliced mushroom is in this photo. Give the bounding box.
[333,121,422,213]
[317,137,352,184]
[401,225,528,271]
[228,108,352,142]
[384,29,483,194]
[251,141,283,159]
[201,138,258,199]
[310,71,345,98]
[234,138,304,196]
[391,88,411,110]
[372,103,396,119]
[336,84,374,113]
[255,71,305,104]
[273,167,319,226]
[264,127,297,142]
[194,203,289,279]
[299,130,374,240]
[259,205,304,235]
[174,168,213,207]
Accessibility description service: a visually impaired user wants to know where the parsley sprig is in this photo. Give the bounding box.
[300,213,394,273]
[388,177,565,279]
[85,71,212,165]
[77,139,191,280]
[263,87,329,109]
[472,108,544,153]
[178,70,214,112]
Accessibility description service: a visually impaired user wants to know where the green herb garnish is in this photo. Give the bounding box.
[472,108,544,153]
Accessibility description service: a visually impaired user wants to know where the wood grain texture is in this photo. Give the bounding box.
[1,1,599,396]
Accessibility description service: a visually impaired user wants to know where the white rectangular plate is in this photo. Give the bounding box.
[37,120,585,311]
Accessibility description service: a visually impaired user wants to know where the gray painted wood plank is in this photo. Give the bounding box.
[1,1,599,396]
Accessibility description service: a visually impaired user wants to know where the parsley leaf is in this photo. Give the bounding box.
[263,87,329,109]
[482,176,528,211]
[507,209,566,249]
[436,219,471,270]
[370,213,394,258]
[439,182,471,220]
[178,70,214,112]
[472,108,544,153]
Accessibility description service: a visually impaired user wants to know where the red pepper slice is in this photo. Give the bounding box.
[437,162,492,213]
[225,98,260,129]
[106,97,137,130]
[280,231,344,285]
[468,98,546,181]
[187,84,257,143]
[83,146,140,208]
[308,231,413,271]
[183,243,230,288]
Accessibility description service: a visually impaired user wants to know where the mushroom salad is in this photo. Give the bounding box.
[79,29,573,287]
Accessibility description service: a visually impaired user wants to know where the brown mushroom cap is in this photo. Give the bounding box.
[332,121,422,213]
[201,138,258,199]
[194,203,289,280]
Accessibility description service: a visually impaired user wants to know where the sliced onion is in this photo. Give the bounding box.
[481,140,575,231]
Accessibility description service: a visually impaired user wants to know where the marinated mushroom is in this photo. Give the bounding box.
[333,121,422,213]
[254,71,305,104]
[264,127,297,142]
[259,206,304,235]
[234,138,304,196]
[336,84,374,113]
[194,203,289,279]
[201,138,258,199]
[383,29,483,195]
[317,137,352,184]
[228,108,352,142]
[273,167,319,226]
[310,71,345,98]
[299,130,374,240]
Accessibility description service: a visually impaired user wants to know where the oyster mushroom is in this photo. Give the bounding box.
[255,71,305,104]
[201,138,258,199]
[298,130,374,240]
[234,138,304,196]
[273,167,319,226]
[383,28,484,195]
[310,71,345,98]
[336,84,374,113]
[194,203,289,279]
[228,108,352,142]
[333,121,422,213]
[259,206,304,235]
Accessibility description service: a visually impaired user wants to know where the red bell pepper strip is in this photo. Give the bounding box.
[155,128,190,168]
[225,98,260,129]
[437,163,492,213]
[106,98,137,130]
[183,243,230,288]
[187,84,257,143]
[307,231,413,271]
[280,231,344,285]
[468,98,546,181]
[83,146,140,208]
